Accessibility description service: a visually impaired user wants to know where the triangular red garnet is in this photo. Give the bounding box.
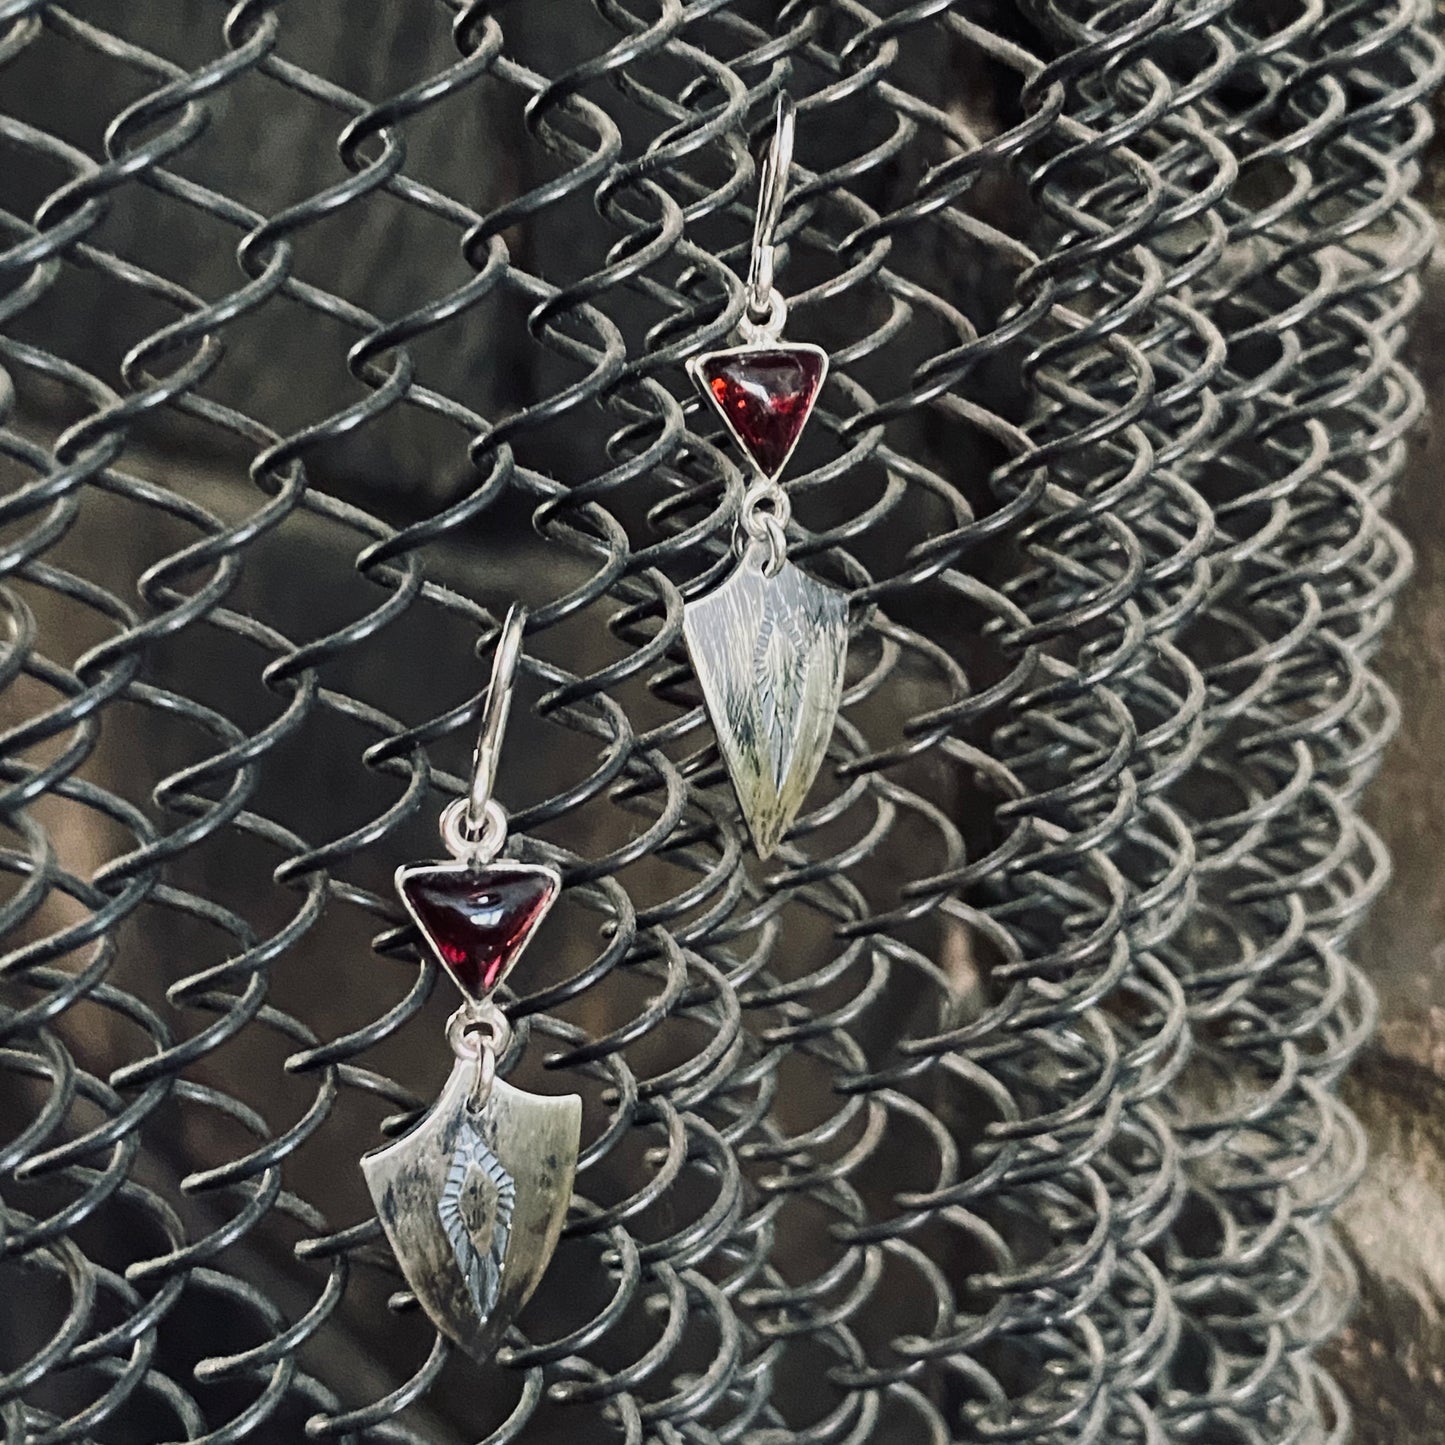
[397,861,560,1001]
[696,346,826,479]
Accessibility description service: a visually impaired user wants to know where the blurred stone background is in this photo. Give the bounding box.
[1328,145,1445,1439]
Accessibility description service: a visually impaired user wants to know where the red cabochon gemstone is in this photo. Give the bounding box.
[700,348,824,478]
[399,865,559,1001]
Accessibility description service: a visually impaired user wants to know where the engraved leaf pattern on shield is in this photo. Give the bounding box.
[684,557,848,857]
[753,587,810,791]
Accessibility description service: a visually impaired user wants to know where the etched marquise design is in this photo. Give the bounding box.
[361,1064,581,1362]
[439,1121,515,1325]
[683,553,848,857]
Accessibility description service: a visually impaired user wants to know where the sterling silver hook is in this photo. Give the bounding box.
[745,93,796,323]
[438,604,526,863]
[467,602,526,835]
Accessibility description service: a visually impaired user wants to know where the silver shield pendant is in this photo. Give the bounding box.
[684,546,848,858]
[362,1053,581,1361]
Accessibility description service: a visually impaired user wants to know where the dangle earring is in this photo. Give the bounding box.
[362,605,580,1362]
[684,94,848,859]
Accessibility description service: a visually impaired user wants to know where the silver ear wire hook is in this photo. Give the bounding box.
[745,93,796,327]
[440,602,527,863]
[468,602,526,834]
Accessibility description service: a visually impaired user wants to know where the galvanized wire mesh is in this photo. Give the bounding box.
[0,1,1437,1442]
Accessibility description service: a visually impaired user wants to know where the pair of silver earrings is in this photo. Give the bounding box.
[363,95,847,1361]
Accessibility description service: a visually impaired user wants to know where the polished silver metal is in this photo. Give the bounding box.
[446,997,511,1110]
[445,997,513,1070]
[468,603,526,835]
[439,795,507,865]
[361,1052,580,1362]
[683,542,848,858]
[745,93,795,330]
[741,499,788,577]
[432,603,527,866]
[737,287,787,347]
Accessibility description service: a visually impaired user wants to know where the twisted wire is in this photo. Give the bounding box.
[0,2,1434,1442]
[1149,0,1442,1438]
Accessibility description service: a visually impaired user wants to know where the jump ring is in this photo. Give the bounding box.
[739,520,787,577]
[446,1000,513,1112]
[738,288,787,345]
[742,479,791,533]
[441,795,507,863]
[469,1047,497,1112]
[446,1000,513,1058]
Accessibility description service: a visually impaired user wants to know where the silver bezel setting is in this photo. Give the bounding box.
[394,856,563,1001]
[685,341,830,482]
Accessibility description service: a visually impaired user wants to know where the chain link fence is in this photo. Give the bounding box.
[0,2,1439,1441]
